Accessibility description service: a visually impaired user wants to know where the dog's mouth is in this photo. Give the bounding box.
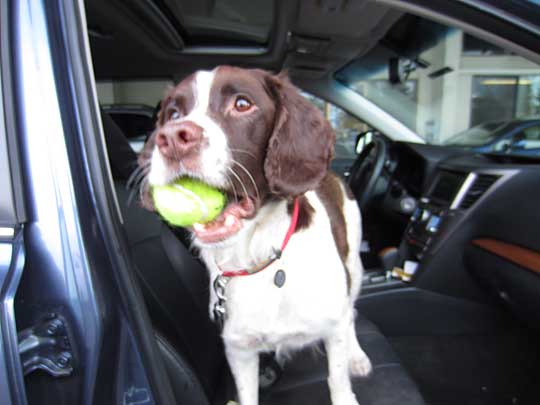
[191,195,255,244]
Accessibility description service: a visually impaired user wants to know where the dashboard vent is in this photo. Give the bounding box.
[460,174,499,209]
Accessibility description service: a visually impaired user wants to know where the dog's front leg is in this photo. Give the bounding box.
[325,323,360,405]
[225,343,259,405]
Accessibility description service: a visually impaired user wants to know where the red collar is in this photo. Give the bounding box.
[219,198,300,278]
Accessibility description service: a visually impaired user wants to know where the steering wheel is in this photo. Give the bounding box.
[347,136,388,210]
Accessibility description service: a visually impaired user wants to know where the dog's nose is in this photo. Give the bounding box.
[156,121,203,158]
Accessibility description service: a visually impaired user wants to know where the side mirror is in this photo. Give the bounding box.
[355,130,374,154]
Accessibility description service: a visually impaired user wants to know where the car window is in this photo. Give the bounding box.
[301,92,370,160]
[108,113,155,139]
[97,80,172,106]
[443,122,507,146]
[523,125,540,140]
[518,125,540,149]
[97,80,173,152]
[336,14,540,156]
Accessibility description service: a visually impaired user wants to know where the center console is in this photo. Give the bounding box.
[362,169,471,292]
[404,170,468,260]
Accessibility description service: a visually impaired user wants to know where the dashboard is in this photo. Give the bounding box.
[372,141,540,328]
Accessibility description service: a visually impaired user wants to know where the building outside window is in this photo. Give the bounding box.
[471,75,540,127]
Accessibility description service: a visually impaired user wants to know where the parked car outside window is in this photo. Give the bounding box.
[443,119,540,155]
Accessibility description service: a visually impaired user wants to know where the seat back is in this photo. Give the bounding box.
[116,184,226,400]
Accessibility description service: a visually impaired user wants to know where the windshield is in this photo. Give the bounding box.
[336,14,540,156]
[443,122,506,146]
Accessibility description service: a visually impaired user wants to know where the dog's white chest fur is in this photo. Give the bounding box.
[199,192,352,351]
[223,233,349,353]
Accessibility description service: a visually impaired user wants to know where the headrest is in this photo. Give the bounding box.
[101,108,138,180]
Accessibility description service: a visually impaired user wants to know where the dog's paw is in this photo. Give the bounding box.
[349,354,372,377]
[331,392,360,405]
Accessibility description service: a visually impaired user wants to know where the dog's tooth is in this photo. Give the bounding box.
[193,223,205,231]
[225,215,235,227]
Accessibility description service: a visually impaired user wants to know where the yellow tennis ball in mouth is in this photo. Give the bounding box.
[151,177,227,227]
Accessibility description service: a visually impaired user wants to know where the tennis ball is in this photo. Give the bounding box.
[152,177,227,227]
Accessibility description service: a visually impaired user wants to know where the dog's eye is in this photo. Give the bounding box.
[234,96,252,112]
[170,110,181,120]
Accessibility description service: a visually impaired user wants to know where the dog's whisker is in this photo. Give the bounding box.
[127,179,141,207]
[127,164,150,189]
[232,159,260,202]
[229,148,257,159]
[126,166,145,189]
[127,170,149,207]
[127,192,138,207]
[132,160,151,173]
[127,188,136,207]
[132,167,150,185]
[136,176,150,207]
[128,171,150,195]
[127,168,149,205]
[227,167,249,201]
[224,173,239,204]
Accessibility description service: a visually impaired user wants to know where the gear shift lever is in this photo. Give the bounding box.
[379,247,399,272]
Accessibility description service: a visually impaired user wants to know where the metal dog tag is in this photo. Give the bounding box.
[213,275,229,331]
[274,269,286,288]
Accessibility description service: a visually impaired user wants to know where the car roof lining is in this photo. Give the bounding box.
[86,0,402,81]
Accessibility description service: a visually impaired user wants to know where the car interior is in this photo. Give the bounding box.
[73,1,540,404]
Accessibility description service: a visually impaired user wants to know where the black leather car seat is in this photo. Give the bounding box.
[101,110,425,405]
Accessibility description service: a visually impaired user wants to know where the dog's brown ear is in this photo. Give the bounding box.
[264,72,335,197]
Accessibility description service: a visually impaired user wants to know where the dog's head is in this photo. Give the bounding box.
[139,66,335,244]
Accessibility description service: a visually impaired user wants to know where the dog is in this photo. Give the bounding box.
[139,66,372,405]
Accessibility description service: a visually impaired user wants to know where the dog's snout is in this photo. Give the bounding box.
[155,132,169,149]
[156,121,203,158]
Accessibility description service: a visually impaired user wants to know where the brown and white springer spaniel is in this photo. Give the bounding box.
[139,66,372,405]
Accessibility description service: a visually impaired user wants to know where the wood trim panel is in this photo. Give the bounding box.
[472,238,540,274]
